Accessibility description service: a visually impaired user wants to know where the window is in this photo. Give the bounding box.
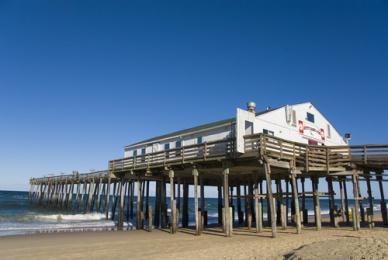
[164,143,170,159]
[292,110,297,126]
[176,140,182,157]
[307,112,315,123]
[133,150,137,157]
[141,148,146,162]
[327,124,331,138]
[263,129,274,136]
[245,121,254,135]
[197,136,203,144]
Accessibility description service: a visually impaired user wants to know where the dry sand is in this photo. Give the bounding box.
[0,227,388,260]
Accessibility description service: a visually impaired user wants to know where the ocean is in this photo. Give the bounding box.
[0,190,383,237]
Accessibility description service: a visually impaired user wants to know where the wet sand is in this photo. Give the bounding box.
[0,226,388,260]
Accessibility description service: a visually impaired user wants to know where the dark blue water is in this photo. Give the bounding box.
[0,190,383,236]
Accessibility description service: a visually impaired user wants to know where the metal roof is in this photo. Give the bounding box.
[125,108,275,148]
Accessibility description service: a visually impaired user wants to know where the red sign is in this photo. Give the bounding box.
[298,120,304,134]
[320,128,325,141]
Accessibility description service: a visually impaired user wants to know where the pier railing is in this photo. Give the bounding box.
[349,144,388,169]
[30,170,109,184]
[109,138,235,172]
[244,134,351,172]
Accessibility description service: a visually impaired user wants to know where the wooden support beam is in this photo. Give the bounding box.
[118,179,125,230]
[312,177,321,231]
[200,176,206,230]
[327,177,336,227]
[154,181,160,228]
[291,173,301,234]
[339,178,346,223]
[182,182,189,228]
[223,167,231,237]
[255,177,263,233]
[75,181,81,210]
[161,178,167,228]
[276,179,282,226]
[125,181,130,223]
[136,179,142,229]
[301,177,308,225]
[110,181,117,220]
[264,161,276,238]
[86,178,95,213]
[169,170,176,234]
[145,180,150,226]
[343,178,350,225]
[377,170,388,225]
[193,168,200,235]
[237,184,243,224]
[105,177,111,220]
[352,172,361,231]
[112,181,120,221]
[365,172,374,228]
[217,185,222,226]
[67,181,74,209]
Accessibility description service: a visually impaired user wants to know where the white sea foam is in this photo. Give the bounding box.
[37,212,107,222]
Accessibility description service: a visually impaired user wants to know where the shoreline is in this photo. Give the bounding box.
[1,227,387,259]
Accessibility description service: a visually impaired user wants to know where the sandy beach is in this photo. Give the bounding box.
[1,226,387,260]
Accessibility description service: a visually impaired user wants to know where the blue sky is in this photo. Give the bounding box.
[0,0,387,193]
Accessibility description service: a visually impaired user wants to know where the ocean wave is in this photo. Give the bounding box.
[37,212,107,222]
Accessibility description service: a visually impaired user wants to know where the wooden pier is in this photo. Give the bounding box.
[29,134,388,237]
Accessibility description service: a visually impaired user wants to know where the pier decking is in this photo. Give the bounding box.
[29,134,388,237]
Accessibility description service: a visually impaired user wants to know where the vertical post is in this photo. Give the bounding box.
[111,181,120,221]
[86,178,95,213]
[200,176,205,230]
[145,181,150,225]
[182,182,189,228]
[301,177,307,224]
[193,168,200,235]
[177,178,181,218]
[343,178,350,224]
[365,172,374,228]
[291,173,301,234]
[255,178,262,232]
[352,172,360,231]
[75,180,81,210]
[154,181,160,228]
[96,178,102,212]
[137,179,142,229]
[327,177,335,227]
[264,161,276,238]
[377,170,388,225]
[130,180,134,220]
[248,182,254,229]
[126,181,131,223]
[312,177,321,230]
[237,184,243,224]
[105,176,111,220]
[276,179,282,226]
[161,178,167,228]
[67,181,74,209]
[223,166,231,237]
[217,185,223,225]
[339,178,346,223]
[118,179,125,230]
[148,206,153,232]
[169,170,176,234]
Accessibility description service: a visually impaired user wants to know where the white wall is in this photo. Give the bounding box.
[252,102,346,146]
[124,124,234,158]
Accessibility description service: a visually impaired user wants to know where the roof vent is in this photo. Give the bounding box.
[246,101,256,113]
